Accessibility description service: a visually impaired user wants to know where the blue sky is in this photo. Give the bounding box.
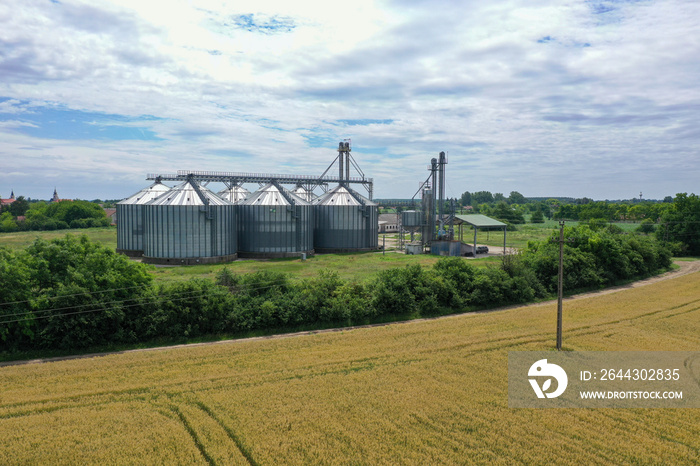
[0,0,698,201]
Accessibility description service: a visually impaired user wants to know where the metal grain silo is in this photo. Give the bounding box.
[292,185,318,202]
[142,177,237,265]
[237,182,314,258]
[401,210,422,229]
[116,179,171,256]
[218,185,250,203]
[401,210,423,245]
[313,184,378,253]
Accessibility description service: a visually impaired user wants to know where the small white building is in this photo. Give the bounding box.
[378,213,399,233]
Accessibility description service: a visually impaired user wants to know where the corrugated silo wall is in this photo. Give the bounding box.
[116,204,144,256]
[367,205,379,248]
[143,204,237,262]
[237,204,314,256]
[314,205,378,252]
[401,210,422,228]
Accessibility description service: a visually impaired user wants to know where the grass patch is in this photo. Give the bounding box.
[148,251,467,283]
[0,227,117,251]
[455,219,569,249]
[469,220,644,249]
[0,228,500,283]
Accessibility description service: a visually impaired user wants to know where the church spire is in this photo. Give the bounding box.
[52,188,59,202]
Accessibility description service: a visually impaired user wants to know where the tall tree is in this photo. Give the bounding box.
[493,201,525,224]
[508,191,527,205]
[657,193,700,255]
[8,196,30,217]
[471,191,494,204]
[530,209,545,223]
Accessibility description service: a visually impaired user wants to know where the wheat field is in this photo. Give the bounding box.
[0,271,698,464]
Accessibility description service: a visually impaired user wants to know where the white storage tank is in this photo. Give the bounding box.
[116,179,171,256]
[142,177,237,264]
[237,182,314,258]
[313,184,378,253]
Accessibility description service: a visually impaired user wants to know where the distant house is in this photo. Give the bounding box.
[50,188,72,203]
[1,190,16,207]
[378,213,400,233]
[104,208,117,225]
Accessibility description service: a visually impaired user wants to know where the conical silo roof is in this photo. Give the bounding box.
[292,186,318,202]
[217,185,250,203]
[118,180,171,205]
[241,183,310,206]
[315,185,376,206]
[148,179,232,206]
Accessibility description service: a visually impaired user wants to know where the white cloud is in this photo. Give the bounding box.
[0,120,38,129]
[0,0,698,200]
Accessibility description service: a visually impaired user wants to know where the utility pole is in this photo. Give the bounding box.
[556,220,565,350]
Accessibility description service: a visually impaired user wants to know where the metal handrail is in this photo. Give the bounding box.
[172,170,368,182]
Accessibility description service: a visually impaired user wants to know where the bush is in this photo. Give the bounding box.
[656,193,700,255]
[369,265,452,318]
[0,235,153,351]
[637,218,656,234]
[470,267,510,307]
[523,225,671,292]
[0,230,674,355]
[136,280,231,339]
[530,210,545,224]
[500,253,546,299]
[45,200,107,225]
[226,270,292,330]
[432,257,477,307]
[69,219,88,229]
[287,270,343,324]
[18,201,107,232]
[0,248,34,349]
[327,282,374,322]
[588,218,608,231]
[215,267,240,292]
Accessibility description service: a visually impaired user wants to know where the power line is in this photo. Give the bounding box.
[0,276,291,316]
[0,278,295,323]
[0,288,204,319]
[0,292,223,325]
[0,266,312,308]
[0,282,156,308]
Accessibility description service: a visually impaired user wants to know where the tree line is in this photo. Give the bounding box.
[0,198,110,232]
[0,227,673,354]
[456,192,699,250]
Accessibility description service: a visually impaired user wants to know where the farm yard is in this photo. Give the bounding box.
[0,221,636,284]
[0,227,489,284]
[0,267,698,464]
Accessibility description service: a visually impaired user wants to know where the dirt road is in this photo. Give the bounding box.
[570,259,700,299]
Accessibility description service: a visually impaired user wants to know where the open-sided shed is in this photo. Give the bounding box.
[453,214,507,255]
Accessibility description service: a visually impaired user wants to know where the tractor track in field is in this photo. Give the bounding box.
[2,260,698,368]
